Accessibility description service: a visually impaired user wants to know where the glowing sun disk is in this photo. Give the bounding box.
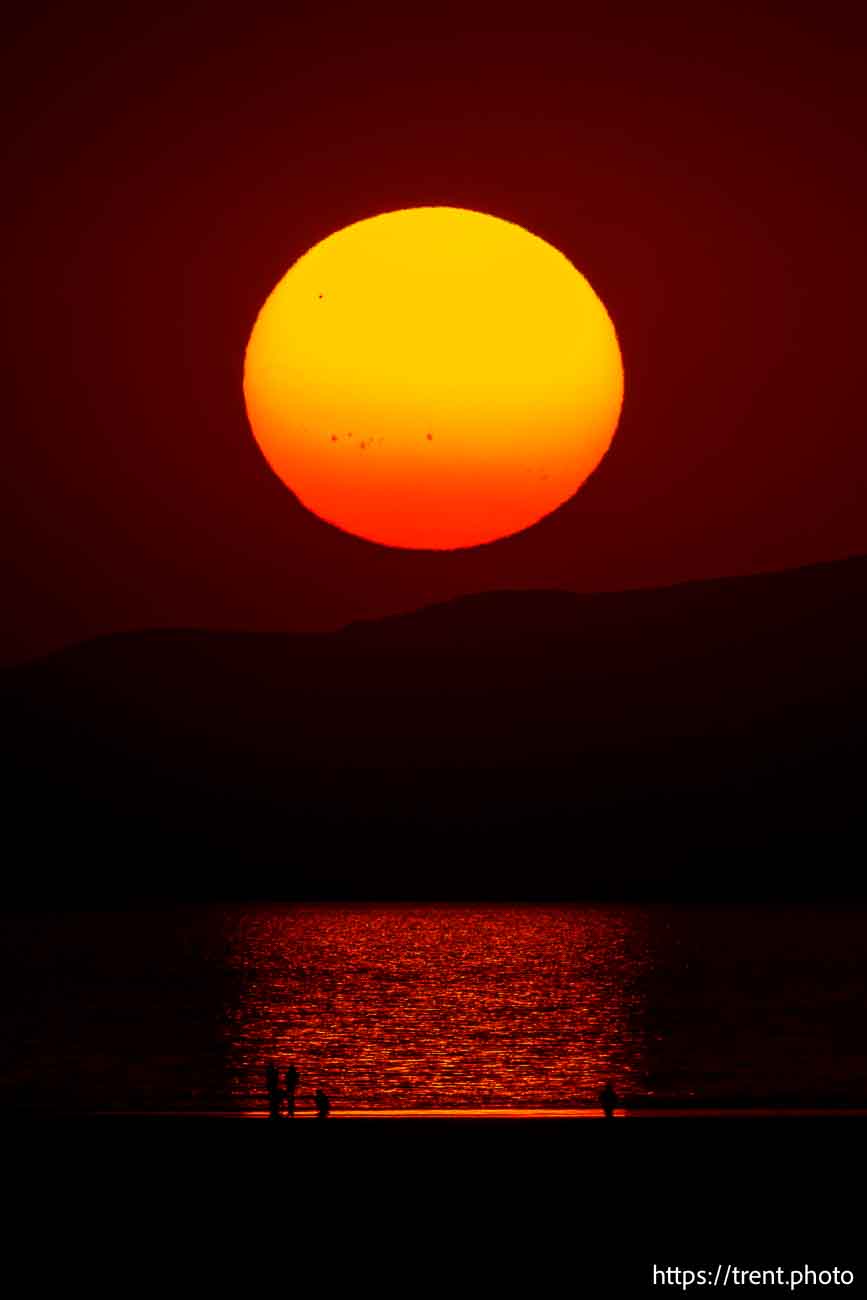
[243,207,624,549]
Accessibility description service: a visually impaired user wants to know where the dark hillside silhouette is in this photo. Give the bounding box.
[3,555,866,900]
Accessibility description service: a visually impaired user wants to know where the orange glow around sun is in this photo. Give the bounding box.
[243,207,624,549]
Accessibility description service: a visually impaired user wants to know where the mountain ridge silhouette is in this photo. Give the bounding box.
[4,554,866,900]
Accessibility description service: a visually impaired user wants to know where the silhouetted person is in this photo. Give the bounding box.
[284,1065,299,1117]
[598,1080,620,1118]
[314,1087,331,1119]
[266,1062,282,1120]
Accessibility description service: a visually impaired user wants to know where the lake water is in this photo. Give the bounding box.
[1,903,865,1113]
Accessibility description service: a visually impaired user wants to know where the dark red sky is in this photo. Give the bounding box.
[3,0,866,664]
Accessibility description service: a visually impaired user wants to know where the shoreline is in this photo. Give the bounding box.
[11,1105,867,1120]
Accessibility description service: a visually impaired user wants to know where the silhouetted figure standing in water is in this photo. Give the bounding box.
[598,1080,620,1118]
[314,1087,331,1119]
[284,1065,299,1117]
[266,1062,282,1119]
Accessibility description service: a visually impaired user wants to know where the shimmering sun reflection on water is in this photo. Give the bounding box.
[222,905,652,1111]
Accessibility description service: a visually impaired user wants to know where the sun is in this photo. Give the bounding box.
[243,207,624,550]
